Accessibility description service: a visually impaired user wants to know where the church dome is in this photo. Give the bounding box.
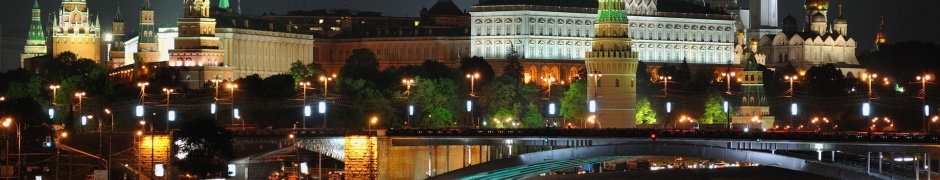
[834,16,847,24]
[783,15,797,25]
[811,12,826,22]
[805,0,829,10]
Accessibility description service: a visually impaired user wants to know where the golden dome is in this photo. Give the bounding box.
[736,29,745,35]
[804,0,829,10]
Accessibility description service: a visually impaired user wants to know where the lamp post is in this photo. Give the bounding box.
[299,81,311,128]
[163,88,174,132]
[104,33,112,68]
[660,76,672,129]
[784,75,798,128]
[917,74,932,133]
[104,108,113,178]
[721,72,735,130]
[49,84,60,104]
[75,92,86,132]
[466,73,480,97]
[210,76,223,121]
[403,78,414,127]
[227,83,238,126]
[320,74,336,128]
[370,116,378,136]
[2,118,20,179]
[861,73,887,134]
[588,69,602,128]
[812,117,830,131]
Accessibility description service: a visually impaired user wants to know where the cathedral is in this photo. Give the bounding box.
[52,0,101,61]
[755,0,862,75]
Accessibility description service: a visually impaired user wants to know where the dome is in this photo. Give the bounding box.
[834,16,847,24]
[783,15,797,25]
[811,12,826,22]
[736,29,745,35]
[804,0,829,10]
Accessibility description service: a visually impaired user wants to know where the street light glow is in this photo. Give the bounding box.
[409,105,414,116]
[136,105,145,117]
[304,105,312,117]
[210,103,216,114]
[791,103,798,116]
[862,102,871,116]
[318,101,326,114]
[549,103,556,115]
[723,101,729,113]
[168,111,176,121]
[589,100,597,113]
[466,100,472,112]
[666,102,672,113]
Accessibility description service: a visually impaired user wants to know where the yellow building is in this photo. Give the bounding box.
[584,0,640,128]
[52,0,101,61]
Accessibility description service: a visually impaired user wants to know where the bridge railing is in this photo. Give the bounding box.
[231,128,345,138]
[384,128,940,143]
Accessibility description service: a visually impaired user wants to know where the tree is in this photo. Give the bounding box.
[701,88,731,124]
[174,117,235,178]
[560,80,587,120]
[502,45,523,81]
[636,97,657,124]
[459,56,496,84]
[428,107,454,127]
[411,77,460,127]
[288,60,325,83]
[521,102,543,128]
[339,49,380,81]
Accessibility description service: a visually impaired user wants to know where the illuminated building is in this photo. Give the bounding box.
[21,0,47,67]
[873,16,887,52]
[109,7,126,69]
[51,0,101,61]
[756,1,863,76]
[470,0,737,83]
[585,0,639,128]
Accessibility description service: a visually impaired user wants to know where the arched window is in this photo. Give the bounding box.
[615,79,620,87]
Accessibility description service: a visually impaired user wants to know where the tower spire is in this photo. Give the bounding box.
[219,0,230,10]
[143,0,152,10]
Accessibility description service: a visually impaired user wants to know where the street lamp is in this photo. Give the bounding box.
[49,84,60,104]
[227,83,238,126]
[917,74,932,133]
[137,82,149,103]
[75,92,86,132]
[162,88,174,131]
[466,73,480,96]
[861,73,888,134]
[784,75,799,128]
[320,74,336,97]
[403,78,414,127]
[2,118,21,179]
[588,69,602,128]
[721,72,736,95]
[812,117,830,131]
[299,81,311,128]
[104,108,114,178]
[319,101,327,128]
[104,33,113,68]
[659,76,673,129]
[369,116,379,136]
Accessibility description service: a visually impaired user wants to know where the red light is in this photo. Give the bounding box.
[650,134,657,141]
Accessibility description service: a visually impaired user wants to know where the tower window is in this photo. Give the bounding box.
[615,79,620,87]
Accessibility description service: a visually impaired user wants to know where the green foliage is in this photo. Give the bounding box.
[288,60,326,83]
[560,80,587,120]
[411,77,459,127]
[336,78,398,128]
[489,108,513,128]
[522,102,543,128]
[502,45,524,81]
[174,117,235,178]
[636,97,657,124]
[701,88,731,124]
[428,107,454,127]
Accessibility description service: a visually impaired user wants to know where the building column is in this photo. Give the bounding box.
[879,152,883,173]
[867,152,871,174]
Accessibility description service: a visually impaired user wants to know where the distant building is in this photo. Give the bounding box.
[585,0,640,128]
[470,0,737,84]
[756,0,862,76]
[22,0,47,68]
[51,0,101,61]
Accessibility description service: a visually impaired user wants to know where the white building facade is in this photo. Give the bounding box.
[470,0,737,82]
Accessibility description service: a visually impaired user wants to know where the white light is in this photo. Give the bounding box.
[304,105,312,117]
[136,105,144,117]
[862,102,871,116]
[723,101,729,113]
[233,109,240,118]
[81,116,87,125]
[155,164,165,177]
[409,105,414,116]
[300,162,309,174]
[791,103,798,116]
[168,111,176,121]
[48,108,54,119]
[743,128,749,132]
[466,100,473,112]
[549,103,556,115]
[926,105,931,117]
[894,157,915,162]
[175,140,189,160]
[210,103,217,114]
[589,100,597,113]
[227,164,237,176]
[666,102,672,113]
[35,176,41,180]
[318,101,326,114]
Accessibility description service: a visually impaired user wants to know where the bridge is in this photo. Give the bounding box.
[228,129,940,180]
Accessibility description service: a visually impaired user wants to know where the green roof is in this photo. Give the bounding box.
[219,0,230,10]
[114,7,124,22]
[744,53,760,71]
[32,0,39,9]
[142,0,152,10]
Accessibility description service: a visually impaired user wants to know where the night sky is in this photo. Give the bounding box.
[1,0,937,70]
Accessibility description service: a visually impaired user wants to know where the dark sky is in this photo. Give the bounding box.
[1,0,937,69]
